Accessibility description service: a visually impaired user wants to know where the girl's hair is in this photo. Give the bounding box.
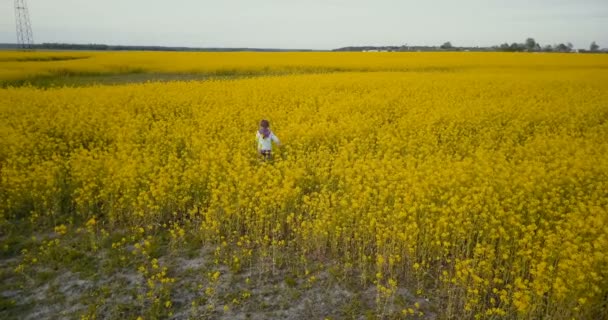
[260,119,270,128]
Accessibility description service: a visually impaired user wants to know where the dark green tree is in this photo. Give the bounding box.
[525,38,537,51]
[555,43,570,52]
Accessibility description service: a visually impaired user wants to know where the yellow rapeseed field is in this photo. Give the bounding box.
[2,50,608,82]
[1,51,607,319]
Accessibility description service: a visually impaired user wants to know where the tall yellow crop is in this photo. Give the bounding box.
[1,52,607,319]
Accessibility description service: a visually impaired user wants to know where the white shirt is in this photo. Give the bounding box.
[256,130,280,151]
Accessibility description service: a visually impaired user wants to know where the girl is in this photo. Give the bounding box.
[256,119,280,159]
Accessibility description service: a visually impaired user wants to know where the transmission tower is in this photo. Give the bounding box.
[14,0,34,49]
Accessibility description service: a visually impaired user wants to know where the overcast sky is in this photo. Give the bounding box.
[1,0,607,49]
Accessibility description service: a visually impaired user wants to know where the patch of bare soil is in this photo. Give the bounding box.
[2,245,436,320]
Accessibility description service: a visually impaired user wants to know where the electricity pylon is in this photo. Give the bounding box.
[14,0,34,49]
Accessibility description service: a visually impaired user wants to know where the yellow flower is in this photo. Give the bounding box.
[54,224,67,235]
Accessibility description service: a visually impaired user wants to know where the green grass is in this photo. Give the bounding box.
[0,65,465,88]
[0,72,268,88]
[0,56,90,62]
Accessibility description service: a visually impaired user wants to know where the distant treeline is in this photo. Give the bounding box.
[1,38,606,53]
[0,42,319,52]
[332,45,493,52]
[334,39,607,53]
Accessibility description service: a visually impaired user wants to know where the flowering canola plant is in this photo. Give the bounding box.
[1,52,608,319]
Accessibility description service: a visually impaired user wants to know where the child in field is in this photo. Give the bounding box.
[256,119,280,160]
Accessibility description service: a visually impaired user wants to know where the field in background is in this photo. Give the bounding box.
[2,50,608,85]
[1,52,608,319]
